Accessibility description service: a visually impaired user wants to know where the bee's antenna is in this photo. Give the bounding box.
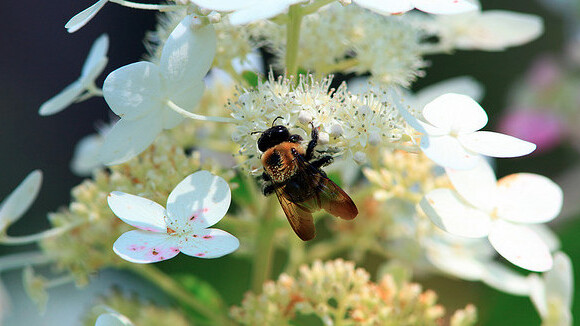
[272,116,284,126]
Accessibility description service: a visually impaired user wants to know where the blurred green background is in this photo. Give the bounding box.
[0,0,578,325]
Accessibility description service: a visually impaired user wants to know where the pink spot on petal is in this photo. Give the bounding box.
[196,253,205,257]
[202,235,212,239]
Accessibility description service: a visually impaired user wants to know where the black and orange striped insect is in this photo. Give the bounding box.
[257,121,358,240]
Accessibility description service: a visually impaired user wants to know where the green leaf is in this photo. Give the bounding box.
[241,71,259,87]
[174,273,225,313]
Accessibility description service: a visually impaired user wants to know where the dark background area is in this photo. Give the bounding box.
[0,1,577,325]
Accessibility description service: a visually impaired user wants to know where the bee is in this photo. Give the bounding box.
[257,120,358,241]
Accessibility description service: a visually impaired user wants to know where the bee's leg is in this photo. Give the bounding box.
[261,172,272,181]
[263,183,276,196]
[305,124,319,161]
[310,155,333,169]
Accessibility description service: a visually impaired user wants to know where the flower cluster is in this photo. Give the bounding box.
[231,259,477,325]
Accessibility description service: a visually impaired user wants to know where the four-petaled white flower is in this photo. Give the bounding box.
[420,158,563,272]
[39,34,109,116]
[0,170,42,233]
[189,0,308,25]
[529,252,574,326]
[434,9,544,51]
[400,93,536,170]
[108,171,239,263]
[100,15,216,165]
[352,0,477,16]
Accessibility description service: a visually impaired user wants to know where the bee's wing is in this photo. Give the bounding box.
[294,155,358,221]
[274,186,316,241]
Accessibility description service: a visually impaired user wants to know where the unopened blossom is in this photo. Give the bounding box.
[109,171,239,263]
[189,0,307,25]
[352,0,477,16]
[100,15,215,165]
[529,252,574,326]
[433,9,544,51]
[0,170,42,233]
[421,158,563,272]
[401,93,536,170]
[39,34,108,116]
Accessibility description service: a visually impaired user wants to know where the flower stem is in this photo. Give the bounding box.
[128,264,232,325]
[0,222,85,245]
[251,196,279,293]
[109,0,185,11]
[166,100,236,123]
[0,251,53,272]
[285,4,304,78]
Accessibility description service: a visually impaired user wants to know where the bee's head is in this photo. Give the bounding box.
[256,125,290,152]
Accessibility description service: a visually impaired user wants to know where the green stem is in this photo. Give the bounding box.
[0,251,53,272]
[285,4,304,78]
[319,58,360,75]
[166,100,237,123]
[251,196,279,293]
[128,264,232,325]
[1,221,85,245]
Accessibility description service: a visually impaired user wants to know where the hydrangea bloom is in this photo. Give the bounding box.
[189,0,307,25]
[100,15,215,165]
[108,171,239,263]
[0,170,42,232]
[39,34,108,116]
[401,93,536,170]
[352,0,477,16]
[420,158,563,272]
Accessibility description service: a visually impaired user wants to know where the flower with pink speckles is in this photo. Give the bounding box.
[108,170,238,264]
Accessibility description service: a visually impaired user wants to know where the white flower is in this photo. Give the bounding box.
[108,171,239,263]
[424,232,532,295]
[352,0,477,16]
[400,93,536,170]
[435,9,544,51]
[529,252,574,326]
[100,15,216,165]
[95,312,134,326]
[0,170,42,232]
[70,123,113,176]
[420,158,563,272]
[65,0,109,33]
[189,0,307,25]
[39,34,109,116]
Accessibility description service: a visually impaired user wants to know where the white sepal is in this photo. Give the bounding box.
[420,135,480,170]
[445,157,497,211]
[0,170,42,231]
[38,81,84,116]
[421,189,491,238]
[107,191,167,232]
[113,230,180,264]
[422,93,487,133]
[459,131,536,158]
[65,0,109,33]
[178,228,240,258]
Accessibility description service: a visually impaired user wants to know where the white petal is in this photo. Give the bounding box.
[413,0,478,14]
[38,81,84,116]
[481,262,531,296]
[424,238,488,281]
[103,62,163,120]
[164,80,204,129]
[160,16,216,87]
[445,157,497,211]
[81,34,109,77]
[0,170,42,230]
[496,173,562,224]
[228,1,295,25]
[528,224,560,252]
[95,313,133,326]
[420,135,480,170]
[414,76,485,109]
[353,0,414,15]
[65,0,109,33]
[397,104,443,136]
[529,274,548,317]
[421,189,491,238]
[422,93,488,133]
[113,230,180,264]
[107,191,167,232]
[166,171,231,231]
[459,131,536,158]
[188,0,258,11]
[545,252,574,309]
[178,228,239,258]
[99,117,163,166]
[70,133,104,176]
[459,11,543,51]
[488,220,553,272]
